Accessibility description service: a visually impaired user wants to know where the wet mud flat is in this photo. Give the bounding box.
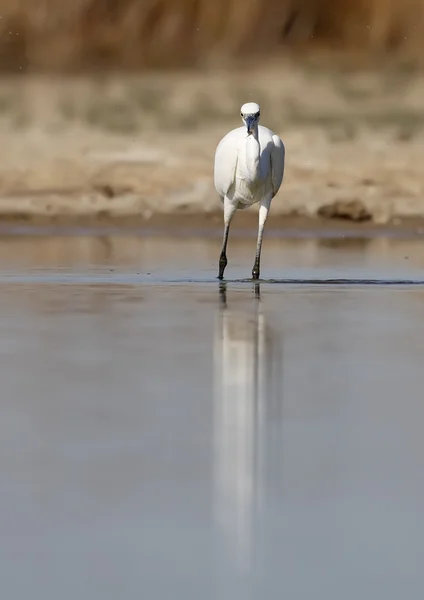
[1,231,424,599]
[2,213,424,237]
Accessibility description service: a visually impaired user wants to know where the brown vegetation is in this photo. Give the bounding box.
[0,0,423,72]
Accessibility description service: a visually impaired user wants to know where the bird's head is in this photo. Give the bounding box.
[240,102,260,135]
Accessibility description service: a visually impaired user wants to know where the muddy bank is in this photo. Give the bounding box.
[0,70,424,227]
[2,214,424,237]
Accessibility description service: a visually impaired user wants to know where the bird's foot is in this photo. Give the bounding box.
[218,256,227,280]
[252,256,260,280]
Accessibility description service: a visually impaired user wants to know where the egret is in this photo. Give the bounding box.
[214,102,285,280]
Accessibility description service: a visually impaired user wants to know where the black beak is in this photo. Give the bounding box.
[245,115,255,134]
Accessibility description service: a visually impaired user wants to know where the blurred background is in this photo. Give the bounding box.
[1,0,424,70]
[0,0,423,225]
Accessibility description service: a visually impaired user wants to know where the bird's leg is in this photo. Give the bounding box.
[218,226,229,280]
[218,198,236,280]
[252,196,271,280]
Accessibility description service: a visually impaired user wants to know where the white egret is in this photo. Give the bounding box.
[214,102,285,280]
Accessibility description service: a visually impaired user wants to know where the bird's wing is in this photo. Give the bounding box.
[270,134,285,197]
[214,132,239,198]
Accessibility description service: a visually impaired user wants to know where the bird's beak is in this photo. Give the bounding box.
[245,116,255,135]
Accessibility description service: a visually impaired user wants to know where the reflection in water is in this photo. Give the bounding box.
[213,283,283,572]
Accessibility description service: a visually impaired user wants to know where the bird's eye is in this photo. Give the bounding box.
[240,113,243,117]
[257,112,260,117]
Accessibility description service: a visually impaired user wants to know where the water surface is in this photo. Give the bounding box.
[1,233,424,599]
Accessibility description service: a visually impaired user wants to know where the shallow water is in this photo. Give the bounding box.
[1,232,424,599]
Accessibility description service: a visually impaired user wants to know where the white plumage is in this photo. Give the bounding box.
[214,102,285,280]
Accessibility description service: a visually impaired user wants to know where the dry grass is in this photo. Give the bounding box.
[0,0,423,72]
[1,63,423,136]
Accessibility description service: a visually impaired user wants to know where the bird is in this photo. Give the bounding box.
[214,102,285,280]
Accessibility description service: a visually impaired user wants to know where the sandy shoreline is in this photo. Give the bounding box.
[0,68,424,229]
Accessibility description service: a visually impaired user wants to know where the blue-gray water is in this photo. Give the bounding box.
[1,232,424,599]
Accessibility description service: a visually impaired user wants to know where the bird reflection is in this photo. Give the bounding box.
[213,282,282,572]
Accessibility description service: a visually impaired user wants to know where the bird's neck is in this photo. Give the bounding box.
[245,127,260,180]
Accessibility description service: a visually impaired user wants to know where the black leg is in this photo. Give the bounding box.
[218,224,230,280]
[252,256,260,280]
